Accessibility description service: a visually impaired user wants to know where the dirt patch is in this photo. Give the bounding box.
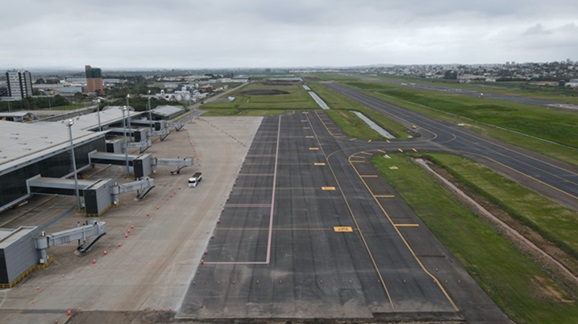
[240,89,289,96]
[339,111,353,122]
[532,276,574,303]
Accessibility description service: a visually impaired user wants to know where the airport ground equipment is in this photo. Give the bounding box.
[152,156,194,175]
[34,219,106,264]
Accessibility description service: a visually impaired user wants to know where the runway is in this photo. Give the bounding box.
[325,83,578,212]
[178,112,507,322]
[360,76,578,110]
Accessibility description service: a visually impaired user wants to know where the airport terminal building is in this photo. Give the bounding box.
[0,105,191,216]
[0,112,118,213]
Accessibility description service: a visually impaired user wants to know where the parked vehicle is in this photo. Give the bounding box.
[188,172,202,188]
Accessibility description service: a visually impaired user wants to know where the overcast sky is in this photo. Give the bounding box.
[1,0,577,70]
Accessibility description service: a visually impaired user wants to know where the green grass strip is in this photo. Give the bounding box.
[309,82,407,138]
[424,153,578,258]
[371,154,578,323]
[325,110,384,140]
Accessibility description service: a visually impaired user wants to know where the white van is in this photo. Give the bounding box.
[188,172,202,188]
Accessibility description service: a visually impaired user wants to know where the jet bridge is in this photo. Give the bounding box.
[34,219,106,264]
[110,177,155,204]
[152,156,194,175]
[88,152,153,178]
[149,127,169,141]
[26,175,155,217]
[166,120,185,131]
[126,138,152,153]
[107,127,149,142]
[130,119,170,141]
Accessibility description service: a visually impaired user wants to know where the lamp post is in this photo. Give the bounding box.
[121,106,130,176]
[96,99,102,131]
[147,90,153,132]
[66,119,82,211]
[126,94,132,136]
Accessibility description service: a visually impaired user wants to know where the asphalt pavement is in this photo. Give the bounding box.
[178,111,508,322]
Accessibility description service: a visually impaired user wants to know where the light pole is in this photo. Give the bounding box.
[66,119,82,211]
[121,106,130,176]
[126,94,132,136]
[188,93,192,122]
[96,99,102,131]
[147,90,153,132]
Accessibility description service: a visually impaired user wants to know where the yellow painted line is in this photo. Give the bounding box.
[309,147,319,151]
[306,136,315,138]
[349,157,459,312]
[386,140,390,143]
[360,175,378,178]
[377,149,386,153]
[375,194,395,198]
[412,148,418,152]
[303,127,311,129]
[398,148,404,153]
[368,139,372,143]
[314,162,326,166]
[350,160,366,163]
[361,152,373,155]
[349,138,357,141]
[395,224,420,227]
[321,186,336,191]
[333,226,353,232]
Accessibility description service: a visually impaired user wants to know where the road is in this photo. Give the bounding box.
[178,112,508,322]
[325,83,578,213]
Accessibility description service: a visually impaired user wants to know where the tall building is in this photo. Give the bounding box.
[85,65,103,95]
[6,70,33,99]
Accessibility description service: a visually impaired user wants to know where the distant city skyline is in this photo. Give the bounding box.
[1,1,577,69]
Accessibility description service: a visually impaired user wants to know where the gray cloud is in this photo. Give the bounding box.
[1,0,577,69]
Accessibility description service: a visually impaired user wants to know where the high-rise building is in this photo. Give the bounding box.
[6,70,33,99]
[85,65,103,95]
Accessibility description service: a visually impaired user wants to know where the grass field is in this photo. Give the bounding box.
[309,82,408,139]
[324,110,385,140]
[346,81,578,148]
[424,153,578,262]
[366,74,578,104]
[201,82,318,111]
[340,81,578,165]
[371,154,578,324]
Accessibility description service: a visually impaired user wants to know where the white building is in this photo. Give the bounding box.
[565,79,578,88]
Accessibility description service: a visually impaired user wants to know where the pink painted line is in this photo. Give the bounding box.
[225,204,272,208]
[266,117,281,264]
[205,118,281,266]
